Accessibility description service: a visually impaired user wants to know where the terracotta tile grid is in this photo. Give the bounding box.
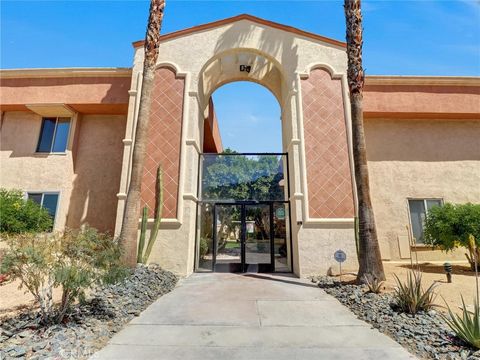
[301,68,354,218]
[139,67,185,219]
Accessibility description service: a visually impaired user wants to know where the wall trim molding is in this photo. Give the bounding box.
[365,75,480,87]
[0,67,132,79]
[116,193,127,199]
[155,62,187,78]
[303,217,355,229]
[139,218,182,229]
[186,138,201,153]
[183,193,198,202]
[299,63,344,80]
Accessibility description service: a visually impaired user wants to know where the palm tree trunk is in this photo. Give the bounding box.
[119,0,165,267]
[344,0,385,281]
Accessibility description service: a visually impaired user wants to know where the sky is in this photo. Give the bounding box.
[2,0,479,152]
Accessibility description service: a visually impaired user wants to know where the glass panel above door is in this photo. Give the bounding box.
[200,153,287,202]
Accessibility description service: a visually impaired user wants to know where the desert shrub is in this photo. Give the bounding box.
[0,188,53,234]
[362,273,384,294]
[424,203,480,271]
[0,226,128,323]
[443,296,480,349]
[393,272,437,314]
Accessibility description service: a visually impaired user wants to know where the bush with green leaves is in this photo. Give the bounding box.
[0,188,53,234]
[424,203,480,271]
[0,226,128,323]
[393,271,437,314]
[443,297,480,349]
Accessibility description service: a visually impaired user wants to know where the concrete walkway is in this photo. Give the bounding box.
[91,273,415,360]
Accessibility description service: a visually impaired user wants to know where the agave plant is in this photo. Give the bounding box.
[443,297,480,349]
[362,273,384,294]
[393,271,437,314]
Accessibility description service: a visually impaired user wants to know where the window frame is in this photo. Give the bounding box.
[36,117,71,154]
[26,191,60,230]
[407,198,444,245]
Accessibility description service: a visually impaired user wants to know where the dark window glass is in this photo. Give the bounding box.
[408,200,426,243]
[28,193,43,205]
[52,118,70,152]
[42,194,59,218]
[426,199,442,211]
[408,199,443,244]
[37,118,70,153]
[27,193,59,225]
[37,118,56,152]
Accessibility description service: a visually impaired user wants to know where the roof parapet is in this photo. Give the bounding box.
[365,75,480,87]
[132,14,346,49]
[0,67,132,79]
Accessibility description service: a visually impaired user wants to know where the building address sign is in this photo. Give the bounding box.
[239,65,251,73]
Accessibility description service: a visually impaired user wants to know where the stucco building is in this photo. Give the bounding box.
[1,15,479,276]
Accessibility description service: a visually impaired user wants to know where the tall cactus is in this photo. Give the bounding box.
[137,206,148,263]
[136,166,163,264]
[142,165,163,264]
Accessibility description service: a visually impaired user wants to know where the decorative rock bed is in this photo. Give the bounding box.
[0,265,178,359]
[314,276,479,360]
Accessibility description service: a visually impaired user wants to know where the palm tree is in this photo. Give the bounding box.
[344,0,385,281]
[119,0,165,267]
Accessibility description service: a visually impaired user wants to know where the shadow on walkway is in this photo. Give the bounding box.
[241,273,319,289]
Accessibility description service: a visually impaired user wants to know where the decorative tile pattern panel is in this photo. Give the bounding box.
[301,69,354,218]
[141,67,184,218]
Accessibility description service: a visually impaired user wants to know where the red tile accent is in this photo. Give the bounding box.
[301,69,354,218]
[141,67,184,218]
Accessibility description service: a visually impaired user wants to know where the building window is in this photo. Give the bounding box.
[408,199,443,244]
[36,117,71,153]
[27,192,59,227]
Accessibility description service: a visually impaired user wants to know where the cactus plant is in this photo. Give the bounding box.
[136,165,163,264]
[137,206,148,263]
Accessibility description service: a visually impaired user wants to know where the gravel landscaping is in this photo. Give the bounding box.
[314,276,479,360]
[0,265,178,360]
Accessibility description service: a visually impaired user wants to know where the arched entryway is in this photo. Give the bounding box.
[117,15,357,277]
[195,77,292,273]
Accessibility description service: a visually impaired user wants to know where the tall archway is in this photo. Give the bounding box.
[117,16,357,277]
[195,51,293,272]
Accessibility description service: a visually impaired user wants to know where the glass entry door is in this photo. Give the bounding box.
[214,204,242,272]
[244,204,273,272]
[213,203,274,272]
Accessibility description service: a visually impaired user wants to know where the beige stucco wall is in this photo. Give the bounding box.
[365,118,480,262]
[0,111,126,234]
[296,225,358,276]
[1,111,74,230]
[66,115,126,233]
[117,18,357,277]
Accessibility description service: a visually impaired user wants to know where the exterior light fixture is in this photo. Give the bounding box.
[444,262,452,283]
